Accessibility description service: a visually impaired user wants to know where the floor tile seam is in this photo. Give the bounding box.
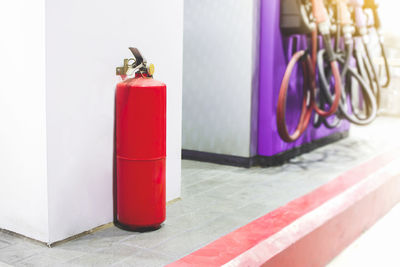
[166,198,219,214]
[62,246,121,264]
[182,175,235,192]
[198,195,248,206]
[111,258,128,266]
[54,246,96,260]
[0,240,11,248]
[55,254,91,265]
[109,248,173,266]
[15,251,78,266]
[231,200,264,212]
[165,204,221,222]
[0,260,11,266]
[190,168,234,174]
[183,182,235,199]
[112,232,144,244]
[120,242,179,260]
[70,239,129,255]
[219,191,277,203]
[117,243,174,259]
[163,211,223,226]
[177,194,220,206]
[119,215,224,250]
[116,232,179,249]
[6,249,47,265]
[141,215,227,250]
[234,185,298,200]
[182,172,227,188]
[193,197,246,210]
[164,213,191,223]
[0,245,11,251]
[213,194,263,211]
[0,236,30,248]
[220,186,262,201]
[202,180,254,195]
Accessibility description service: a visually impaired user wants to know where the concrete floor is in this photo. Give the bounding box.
[0,117,398,266]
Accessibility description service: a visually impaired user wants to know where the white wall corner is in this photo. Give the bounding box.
[45,0,183,243]
[0,0,50,243]
[0,0,182,244]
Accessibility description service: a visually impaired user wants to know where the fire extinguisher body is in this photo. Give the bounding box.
[115,74,166,230]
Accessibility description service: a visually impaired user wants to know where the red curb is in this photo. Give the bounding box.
[168,149,400,267]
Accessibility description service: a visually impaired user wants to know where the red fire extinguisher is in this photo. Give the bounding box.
[114,47,166,231]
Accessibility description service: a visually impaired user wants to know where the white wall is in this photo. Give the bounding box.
[45,0,183,243]
[0,0,49,242]
[0,0,182,244]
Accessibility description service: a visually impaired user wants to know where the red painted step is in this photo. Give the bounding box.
[168,148,400,267]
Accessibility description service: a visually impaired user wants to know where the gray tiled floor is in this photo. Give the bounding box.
[0,117,398,266]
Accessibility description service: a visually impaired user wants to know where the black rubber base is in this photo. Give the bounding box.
[114,220,162,232]
[182,131,349,168]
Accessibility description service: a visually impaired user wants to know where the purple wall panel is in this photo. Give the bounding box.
[258,0,350,157]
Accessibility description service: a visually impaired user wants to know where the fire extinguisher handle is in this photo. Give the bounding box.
[129,47,144,66]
